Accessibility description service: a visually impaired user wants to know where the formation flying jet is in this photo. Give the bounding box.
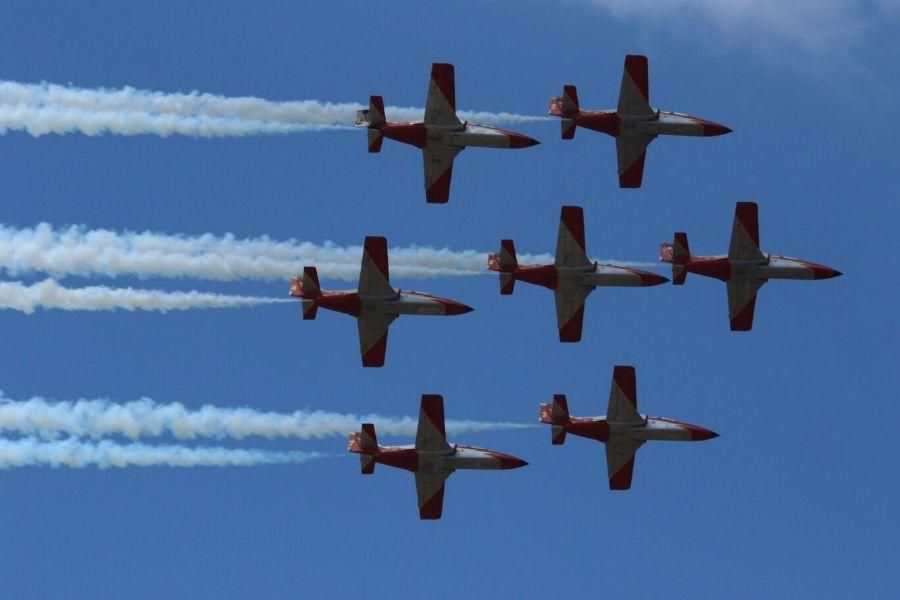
[348,394,528,520]
[487,205,668,342]
[355,62,539,203]
[540,366,718,490]
[290,236,472,367]
[548,54,732,188]
[659,202,843,331]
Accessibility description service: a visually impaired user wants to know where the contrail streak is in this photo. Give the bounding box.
[0,437,325,469]
[0,394,535,441]
[0,279,288,314]
[0,80,549,130]
[0,105,350,138]
[0,223,661,282]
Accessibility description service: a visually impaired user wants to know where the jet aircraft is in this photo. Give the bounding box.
[487,205,668,342]
[540,365,718,491]
[659,201,842,331]
[356,62,539,203]
[548,54,732,188]
[290,236,472,367]
[348,394,528,520]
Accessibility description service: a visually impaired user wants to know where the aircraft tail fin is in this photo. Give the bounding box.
[290,267,321,319]
[659,232,691,285]
[355,96,386,152]
[550,85,579,139]
[487,239,519,295]
[540,395,570,445]
[348,423,379,474]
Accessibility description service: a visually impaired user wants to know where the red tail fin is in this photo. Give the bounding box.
[488,240,518,294]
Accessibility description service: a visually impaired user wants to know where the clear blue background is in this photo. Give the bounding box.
[1,2,897,598]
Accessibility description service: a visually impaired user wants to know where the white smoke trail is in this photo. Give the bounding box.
[0,437,324,469]
[0,394,535,441]
[0,104,350,138]
[0,223,660,283]
[0,80,549,129]
[0,279,288,314]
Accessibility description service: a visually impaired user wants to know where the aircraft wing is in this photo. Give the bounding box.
[424,63,462,127]
[358,236,394,297]
[415,394,452,452]
[616,134,655,188]
[423,145,463,203]
[728,202,766,262]
[607,365,642,423]
[554,284,593,342]
[605,439,644,490]
[357,312,397,367]
[415,468,453,520]
[617,55,654,116]
[726,278,766,332]
[555,206,592,268]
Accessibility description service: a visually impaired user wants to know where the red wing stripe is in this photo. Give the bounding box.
[735,202,760,247]
[730,294,757,331]
[560,206,586,254]
[624,55,649,101]
[426,163,453,204]
[361,331,388,367]
[419,483,445,520]
[430,63,456,112]
[612,366,637,408]
[420,395,446,437]
[619,151,646,188]
[609,456,635,490]
[558,304,585,343]
[363,236,390,281]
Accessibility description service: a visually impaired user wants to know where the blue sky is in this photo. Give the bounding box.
[0,1,898,598]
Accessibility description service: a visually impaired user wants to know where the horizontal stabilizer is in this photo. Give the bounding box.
[360,454,375,474]
[551,425,566,445]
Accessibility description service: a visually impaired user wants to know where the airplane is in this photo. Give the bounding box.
[548,54,732,188]
[290,236,473,367]
[540,365,718,491]
[487,205,669,342]
[355,62,539,203]
[348,394,528,520]
[659,201,843,331]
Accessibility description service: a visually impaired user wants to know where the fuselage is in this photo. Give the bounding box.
[569,109,731,138]
[304,289,472,318]
[684,254,842,283]
[353,443,527,472]
[377,121,538,150]
[498,262,668,291]
[559,415,717,443]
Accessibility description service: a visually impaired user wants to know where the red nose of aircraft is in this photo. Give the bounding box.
[809,264,843,280]
[697,119,733,136]
[496,454,529,469]
[637,271,670,286]
[440,299,474,316]
[508,133,540,149]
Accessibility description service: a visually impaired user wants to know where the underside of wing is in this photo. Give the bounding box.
[554,284,592,343]
[423,146,463,203]
[358,236,394,297]
[726,278,766,331]
[555,205,592,268]
[415,394,452,452]
[617,55,653,116]
[607,365,642,424]
[424,63,462,127]
[415,468,452,520]
[605,439,644,491]
[616,134,654,188]
[357,313,397,367]
[728,202,766,262]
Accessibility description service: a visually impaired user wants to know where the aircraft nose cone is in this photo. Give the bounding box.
[639,271,670,286]
[702,122,732,136]
[695,428,719,441]
[811,265,842,280]
[501,457,528,469]
[443,301,474,316]
[509,134,540,149]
